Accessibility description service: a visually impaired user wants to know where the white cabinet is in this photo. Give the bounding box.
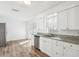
[58,10,68,30]
[40,37,57,56]
[40,37,46,53]
[51,40,63,52]
[50,50,63,57]
[51,40,63,57]
[40,37,64,57]
[64,47,78,57]
[54,41,64,53]
[58,6,79,30]
[40,37,52,55]
[63,42,79,57]
[68,6,79,30]
[48,39,57,56]
[76,51,79,56]
[64,42,79,51]
[40,37,79,57]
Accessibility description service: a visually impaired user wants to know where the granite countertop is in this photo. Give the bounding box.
[33,33,79,45]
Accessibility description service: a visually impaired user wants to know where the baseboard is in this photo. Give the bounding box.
[6,38,29,42]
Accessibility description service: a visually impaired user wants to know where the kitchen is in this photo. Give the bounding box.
[0,1,79,57]
[29,1,79,57]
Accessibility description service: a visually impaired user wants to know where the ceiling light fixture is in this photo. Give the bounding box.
[24,0,31,5]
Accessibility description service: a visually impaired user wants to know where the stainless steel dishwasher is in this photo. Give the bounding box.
[34,35,40,50]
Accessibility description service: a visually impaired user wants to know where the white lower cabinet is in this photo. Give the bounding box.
[50,40,64,57]
[64,41,79,51]
[40,37,52,55]
[63,47,78,57]
[40,37,47,53]
[63,42,79,57]
[50,50,63,57]
[53,41,63,52]
[40,37,63,57]
[40,37,79,57]
[76,51,79,56]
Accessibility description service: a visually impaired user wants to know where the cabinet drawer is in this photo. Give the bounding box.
[64,47,78,57]
[64,42,79,51]
[50,50,63,57]
[52,41,64,52]
[64,47,79,57]
[54,45,63,53]
[76,51,79,56]
[51,39,57,46]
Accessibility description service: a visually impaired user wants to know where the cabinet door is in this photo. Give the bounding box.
[64,41,79,51]
[44,38,52,56]
[51,40,64,57]
[64,47,77,57]
[40,37,51,55]
[55,41,64,53]
[76,51,79,56]
[50,39,64,57]
[40,37,46,52]
[50,50,63,57]
[68,6,79,30]
[45,39,56,56]
[58,10,68,30]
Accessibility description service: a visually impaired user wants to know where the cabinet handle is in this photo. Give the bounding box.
[56,45,58,46]
[66,27,70,30]
[77,32,79,34]
[70,45,72,47]
[56,41,58,43]
[56,52,58,54]
[63,47,65,49]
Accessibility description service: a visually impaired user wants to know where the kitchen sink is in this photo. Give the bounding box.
[37,33,57,37]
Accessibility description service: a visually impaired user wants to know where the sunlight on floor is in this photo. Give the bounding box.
[18,40,32,53]
[19,40,31,47]
[19,40,29,45]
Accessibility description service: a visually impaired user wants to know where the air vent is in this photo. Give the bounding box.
[11,8,20,12]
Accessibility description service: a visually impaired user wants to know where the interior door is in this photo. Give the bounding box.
[0,23,6,47]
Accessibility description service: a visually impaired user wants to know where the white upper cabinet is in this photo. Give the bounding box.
[68,6,79,30]
[58,6,79,30]
[58,10,68,30]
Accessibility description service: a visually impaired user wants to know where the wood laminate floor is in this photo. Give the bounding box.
[0,39,48,57]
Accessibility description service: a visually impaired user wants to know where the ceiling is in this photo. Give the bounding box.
[0,1,64,21]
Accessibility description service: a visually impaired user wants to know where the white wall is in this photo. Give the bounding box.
[0,16,26,41]
[6,20,26,41]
